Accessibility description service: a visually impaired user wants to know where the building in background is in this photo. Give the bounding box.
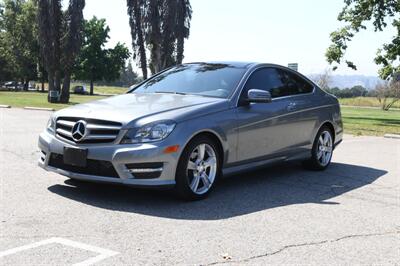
[288,63,298,71]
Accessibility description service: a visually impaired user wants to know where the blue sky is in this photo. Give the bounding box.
[76,0,396,76]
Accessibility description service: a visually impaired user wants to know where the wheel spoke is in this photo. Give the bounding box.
[187,143,218,195]
[319,136,324,145]
[204,156,216,168]
[201,174,211,188]
[326,146,333,152]
[197,144,206,160]
[321,151,326,163]
[190,175,200,192]
[323,133,329,145]
[325,152,330,164]
[187,161,197,170]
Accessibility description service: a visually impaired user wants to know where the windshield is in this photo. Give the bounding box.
[131,63,247,98]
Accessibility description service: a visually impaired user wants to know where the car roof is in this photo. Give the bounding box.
[185,61,258,69]
[184,61,303,72]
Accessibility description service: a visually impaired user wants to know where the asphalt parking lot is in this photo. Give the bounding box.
[0,108,399,265]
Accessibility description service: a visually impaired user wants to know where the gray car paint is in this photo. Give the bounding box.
[38,62,343,187]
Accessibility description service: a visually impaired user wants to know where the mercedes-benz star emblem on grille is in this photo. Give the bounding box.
[71,120,87,142]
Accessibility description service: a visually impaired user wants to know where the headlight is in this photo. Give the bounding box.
[121,121,176,144]
[47,115,55,133]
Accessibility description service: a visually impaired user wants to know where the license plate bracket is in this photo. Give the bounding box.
[63,147,87,167]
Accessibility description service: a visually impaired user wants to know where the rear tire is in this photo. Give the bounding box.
[303,126,334,171]
[174,136,221,201]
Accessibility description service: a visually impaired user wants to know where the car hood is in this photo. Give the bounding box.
[55,93,227,125]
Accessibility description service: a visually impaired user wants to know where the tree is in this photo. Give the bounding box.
[176,0,192,64]
[147,0,192,73]
[60,0,85,103]
[350,85,368,97]
[127,0,148,79]
[37,0,85,103]
[0,2,13,81]
[95,61,140,87]
[74,17,130,94]
[122,61,140,86]
[314,68,332,91]
[326,0,399,79]
[126,0,192,77]
[375,78,400,110]
[375,20,400,79]
[38,0,62,101]
[0,0,39,87]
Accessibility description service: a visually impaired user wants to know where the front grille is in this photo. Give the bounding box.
[48,153,119,178]
[56,117,122,144]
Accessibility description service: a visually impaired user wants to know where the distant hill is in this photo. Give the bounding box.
[307,74,384,90]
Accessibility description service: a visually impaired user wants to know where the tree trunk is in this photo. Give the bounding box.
[90,79,94,95]
[151,46,162,74]
[60,72,71,103]
[176,0,184,64]
[132,0,147,79]
[138,40,148,79]
[24,80,29,91]
[60,0,85,103]
[148,0,162,75]
[176,35,184,64]
[47,73,56,102]
[160,0,177,70]
[52,0,62,96]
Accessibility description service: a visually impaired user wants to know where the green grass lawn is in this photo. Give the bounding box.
[0,91,106,110]
[341,106,400,136]
[1,91,399,136]
[339,97,400,109]
[29,83,129,95]
[93,85,128,95]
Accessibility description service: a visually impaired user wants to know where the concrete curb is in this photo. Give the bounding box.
[24,106,55,111]
[0,104,11,108]
[384,134,400,139]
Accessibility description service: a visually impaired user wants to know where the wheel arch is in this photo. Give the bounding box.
[316,120,336,144]
[179,130,226,168]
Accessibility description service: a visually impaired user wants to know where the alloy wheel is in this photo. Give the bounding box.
[317,130,333,166]
[186,143,217,195]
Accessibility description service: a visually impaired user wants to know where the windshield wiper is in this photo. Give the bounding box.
[154,91,187,95]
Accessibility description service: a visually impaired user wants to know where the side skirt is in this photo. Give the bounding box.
[222,151,310,177]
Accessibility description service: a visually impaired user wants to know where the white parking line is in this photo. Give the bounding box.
[0,237,119,266]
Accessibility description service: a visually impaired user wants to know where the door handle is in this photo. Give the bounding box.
[287,102,297,111]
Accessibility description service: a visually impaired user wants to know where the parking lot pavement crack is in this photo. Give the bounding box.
[203,230,400,265]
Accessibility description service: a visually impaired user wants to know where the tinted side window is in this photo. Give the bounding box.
[243,68,286,98]
[280,70,314,95]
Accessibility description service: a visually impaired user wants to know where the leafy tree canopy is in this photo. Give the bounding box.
[127,0,192,78]
[74,17,131,94]
[0,0,39,84]
[326,0,400,79]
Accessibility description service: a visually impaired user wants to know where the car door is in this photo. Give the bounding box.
[235,67,301,162]
[277,68,318,151]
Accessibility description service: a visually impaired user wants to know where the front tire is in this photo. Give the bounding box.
[175,136,220,200]
[303,126,334,170]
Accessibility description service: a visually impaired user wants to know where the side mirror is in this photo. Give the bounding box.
[247,89,272,103]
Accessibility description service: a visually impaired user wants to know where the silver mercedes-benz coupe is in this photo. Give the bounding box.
[38,62,343,200]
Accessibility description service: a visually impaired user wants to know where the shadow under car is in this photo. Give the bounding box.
[47,162,387,220]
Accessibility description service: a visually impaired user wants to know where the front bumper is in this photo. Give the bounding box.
[38,130,179,187]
